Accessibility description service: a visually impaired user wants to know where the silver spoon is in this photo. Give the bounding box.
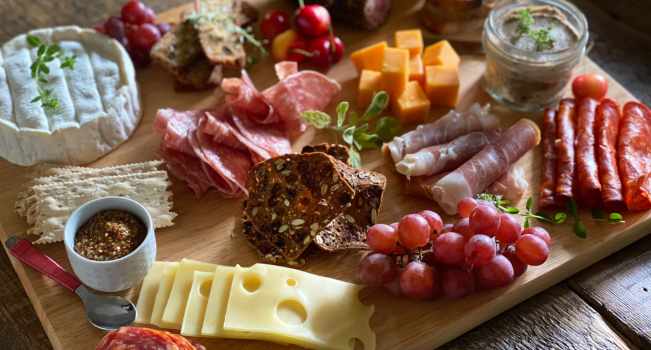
[5,237,137,331]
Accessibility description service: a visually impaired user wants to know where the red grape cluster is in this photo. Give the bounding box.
[358,197,552,300]
[94,0,170,68]
[262,4,344,68]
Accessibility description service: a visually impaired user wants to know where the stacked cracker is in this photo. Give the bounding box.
[15,161,176,244]
[242,144,386,265]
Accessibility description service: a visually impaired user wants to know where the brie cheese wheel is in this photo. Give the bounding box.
[0,26,141,166]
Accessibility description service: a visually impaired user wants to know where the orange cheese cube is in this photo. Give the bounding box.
[409,55,424,84]
[425,65,460,108]
[393,81,431,123]
[350,41,388,72]
[381,47,410,99]
[395,29,423,57]
[423,40,460,68]
[357,70,383,108]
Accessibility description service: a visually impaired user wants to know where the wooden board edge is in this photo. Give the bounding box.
[0,225,63,350]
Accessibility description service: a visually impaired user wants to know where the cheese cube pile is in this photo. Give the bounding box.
[351,29,461,123]
[135,260,376,350]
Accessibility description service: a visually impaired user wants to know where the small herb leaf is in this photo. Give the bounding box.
[27,35,42,47]
[336,101,349,129]
[553,212,568,224]
[375,116,401,142]
[361,91,389,122]
[608,212,624,223]
[301,110,331,129]
[348,148,361,168]
[574,220,587,238]
[526,197,533,211]
[342,126,356,145]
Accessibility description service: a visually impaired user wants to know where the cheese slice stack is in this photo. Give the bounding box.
[136,259,376,350]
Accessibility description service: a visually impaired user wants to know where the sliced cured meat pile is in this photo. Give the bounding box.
[540,97,651,212]
[387,104,537,215]
[242,145,386,264]
[96,326,205,350]
[155,62,341,197]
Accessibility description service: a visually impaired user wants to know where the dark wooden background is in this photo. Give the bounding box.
[1,0,650,349]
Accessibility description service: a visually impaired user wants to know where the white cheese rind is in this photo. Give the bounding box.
[0,26,140,166]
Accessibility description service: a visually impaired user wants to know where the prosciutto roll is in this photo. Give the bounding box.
[575,98,602,206]
[595,99,624,210]
[618,102,651,211]
[431,119,541,214]
[538,108,557,209]
[487,165,529,204]
[395,130,502,177]
[554,98,576,206]
[384,103,499,163]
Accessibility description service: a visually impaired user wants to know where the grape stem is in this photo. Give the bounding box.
[298,0,305,8]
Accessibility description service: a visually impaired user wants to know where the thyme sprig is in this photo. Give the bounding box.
[514,9,555,51]
[27,35,76,112]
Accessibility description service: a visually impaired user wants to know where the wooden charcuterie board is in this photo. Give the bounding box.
[1,1,650,349]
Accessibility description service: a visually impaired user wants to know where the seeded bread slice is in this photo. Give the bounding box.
[315,163,386,251]
[243,153,354,261]
[301,143,349,163]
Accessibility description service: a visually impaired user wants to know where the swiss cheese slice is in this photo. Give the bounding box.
[161,259,217,328]
[150,263,179,327]
[223,264,376,350]
[201,265,235,337]
[135,261,177,324]
[180,271,214,337]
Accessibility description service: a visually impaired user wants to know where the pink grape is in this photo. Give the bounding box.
[442,267,476,298]
[390,222,399,230]
[469,204,500,235]
[523,226,552,246]
[358,253,397,287]
[419,210,443,234]
[503,245,528,277]
[400,261,438,300]
[383,274,402,296]
[515,234,550,266]
[495,213,522,244]
[464,234,497,267]
[442,223,454,233]
[398,214,431,250]
[453,217,474,240]
[367,224,399,254]
[476,255,515,289]
[433,232,466,266]
[457,197,478,218]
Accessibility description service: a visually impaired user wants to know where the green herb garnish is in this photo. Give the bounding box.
[27,35,76,112]
[301,91,401,168]
[514,9,555,51]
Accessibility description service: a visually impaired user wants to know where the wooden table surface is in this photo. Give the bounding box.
[1,1,650,349]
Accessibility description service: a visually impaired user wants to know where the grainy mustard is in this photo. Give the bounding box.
[74,210,146,261]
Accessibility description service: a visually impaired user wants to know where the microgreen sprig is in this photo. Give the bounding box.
[27,35,76,112]
[301,91,401,168]
[514,9,555,51]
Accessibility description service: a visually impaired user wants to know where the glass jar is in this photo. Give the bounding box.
[482,0,588,112]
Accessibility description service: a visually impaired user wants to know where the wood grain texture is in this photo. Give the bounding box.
[440,285,633,350]
[569,234,651,349]
[1,0,651,350]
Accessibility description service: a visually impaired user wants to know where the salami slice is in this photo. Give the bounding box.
[618,102,651,210]
[595,99,625,210]
[554,98,576,207]
[538,108,557,209]
[96,326,200,350]
[575,98,602,206]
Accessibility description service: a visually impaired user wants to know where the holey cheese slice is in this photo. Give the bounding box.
[181,271,214,337]
[0,26,140,166]
[224,264,376,350]
[135,261,177,325]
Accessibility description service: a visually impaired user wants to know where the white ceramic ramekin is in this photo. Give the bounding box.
[64,197,156,292]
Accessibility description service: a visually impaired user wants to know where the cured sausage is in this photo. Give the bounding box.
[595,99,625,210]
[384,103,498,162]
[554,98,576,206]
[575,98,602,206]
[96,327,201,350]
[538,108,557,209]
[618,102,651,211]
[431,119,541,214]
[395,130,502,177]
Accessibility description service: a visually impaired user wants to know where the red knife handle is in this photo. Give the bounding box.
[6,237,81,292]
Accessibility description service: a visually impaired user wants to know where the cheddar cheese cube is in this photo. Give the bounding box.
[409,55,424,84]
[425,65,460,107]
[381,47,410,99]
[393,81,431,123]
[395,29,424,57]
[350,41,388,72]
[357,70,383,108]
[423,40,460,68]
